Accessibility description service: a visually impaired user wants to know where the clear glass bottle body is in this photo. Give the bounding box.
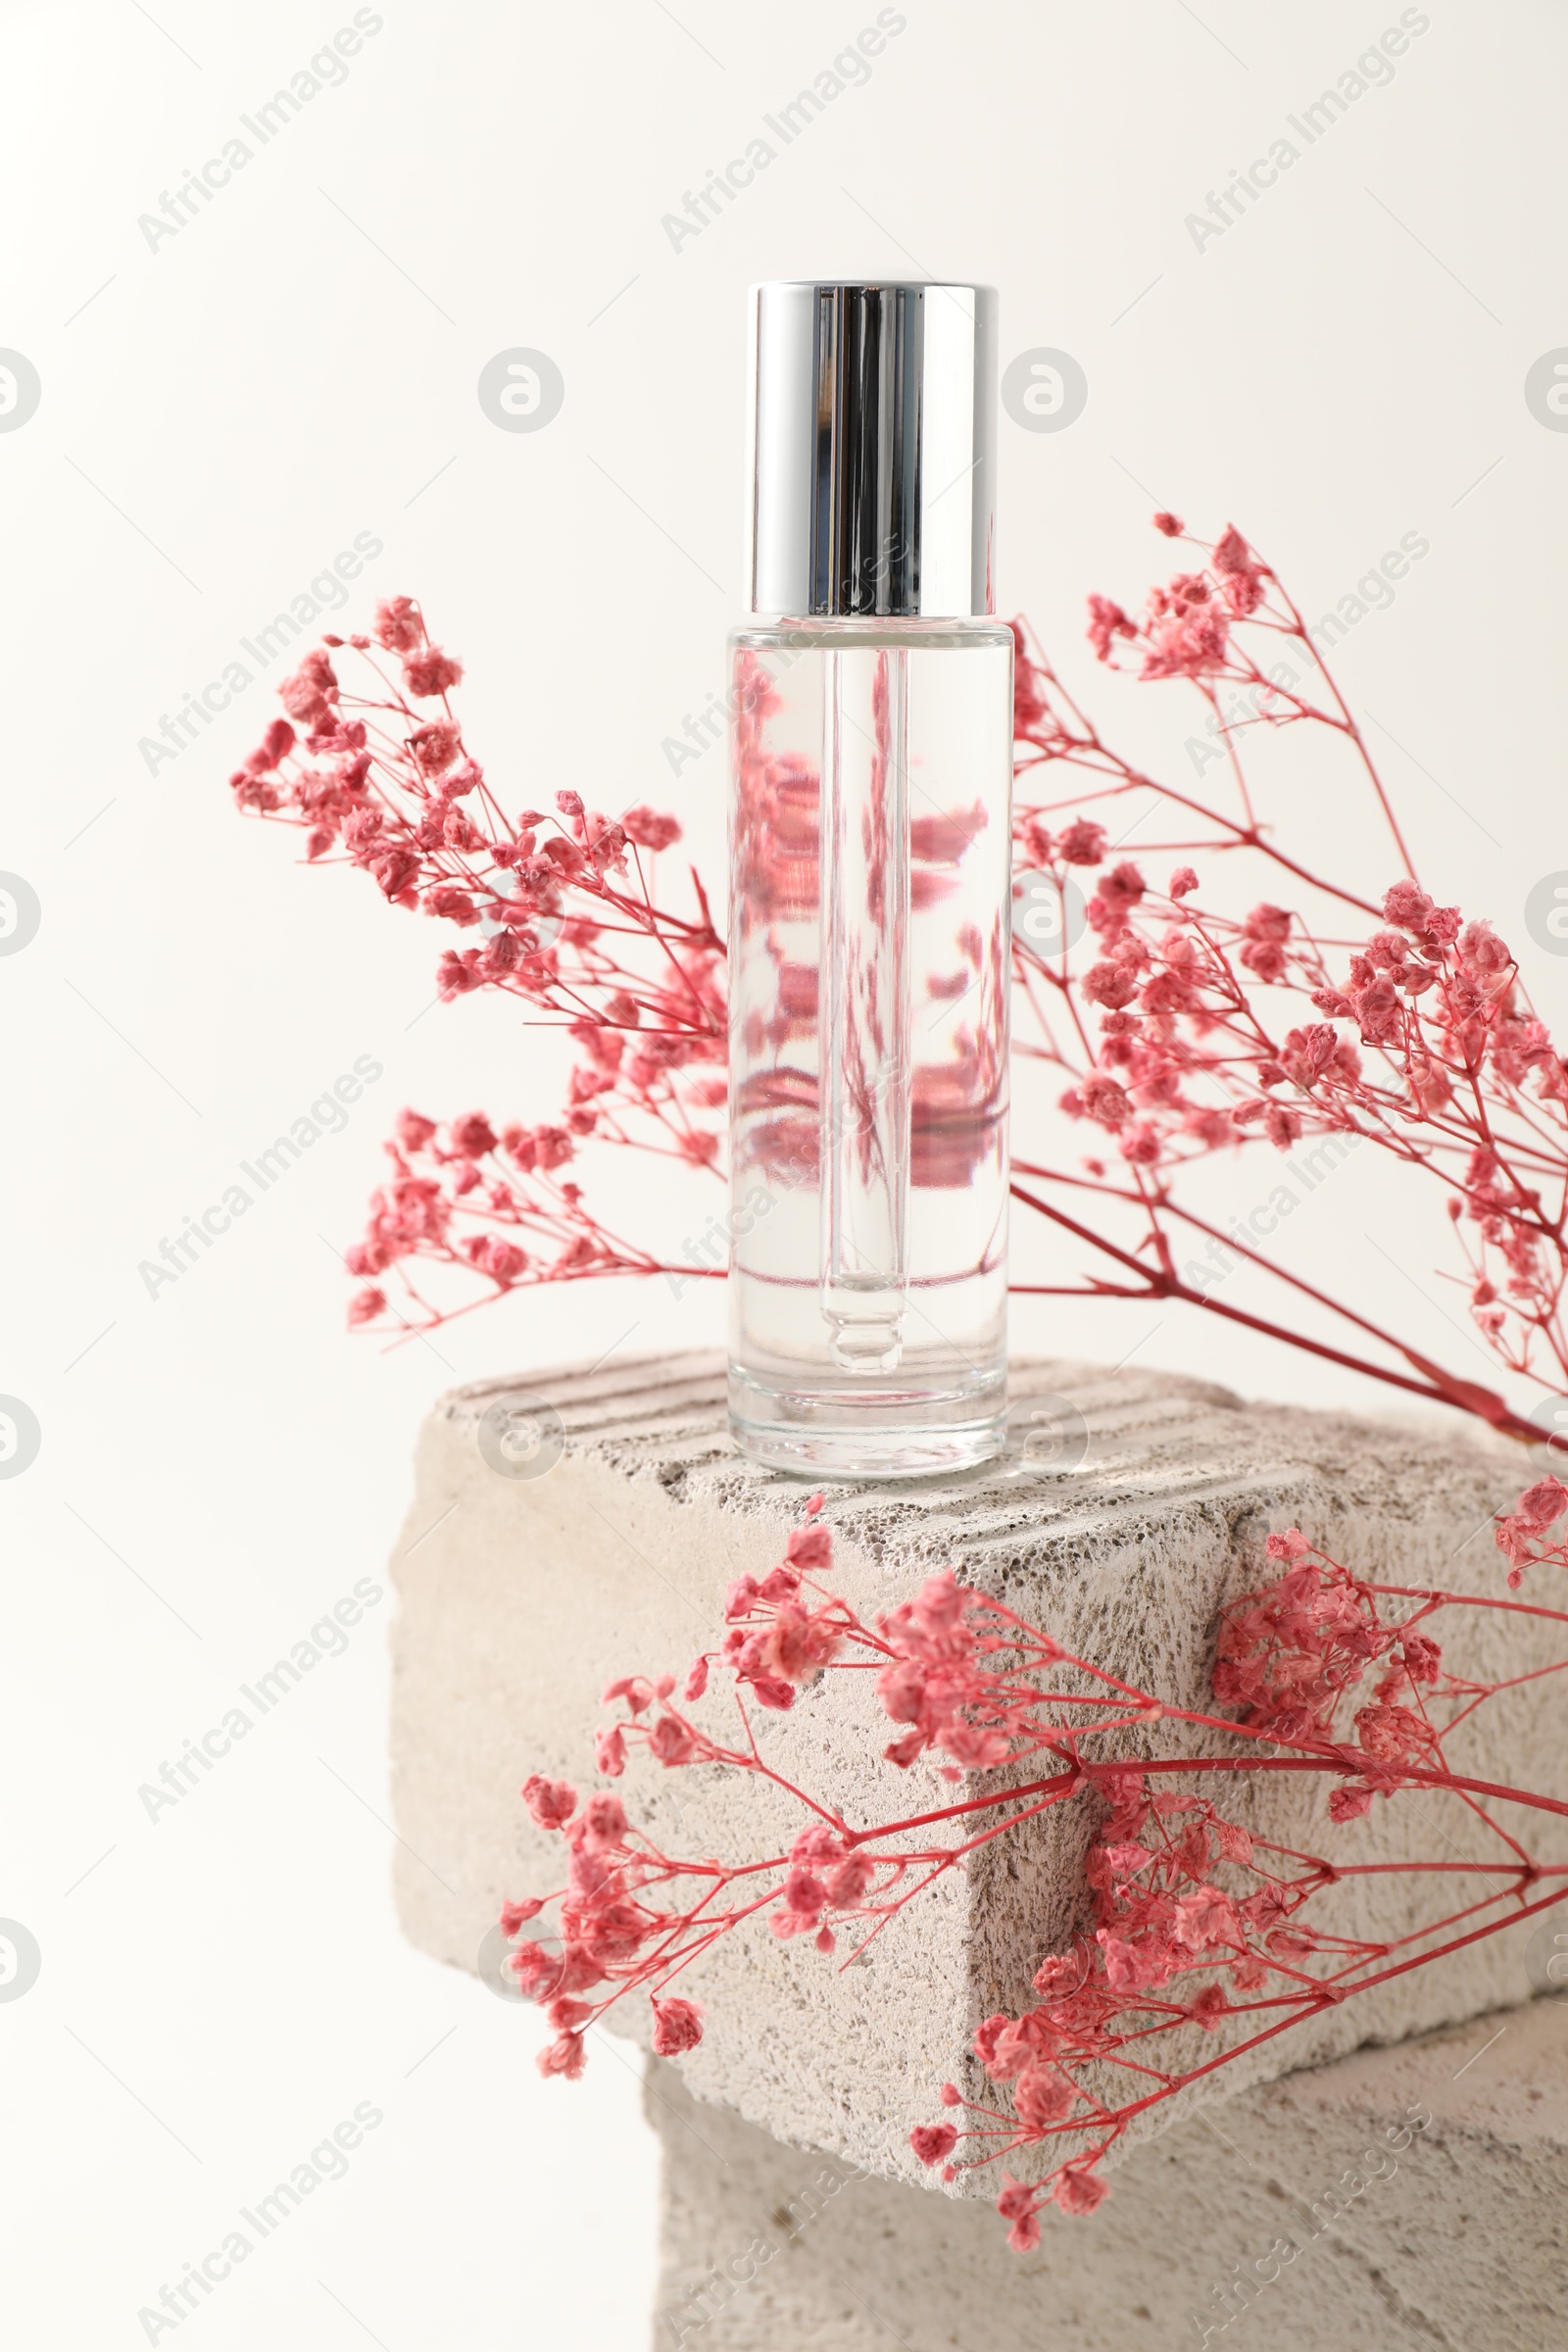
[727,614,1014,1477]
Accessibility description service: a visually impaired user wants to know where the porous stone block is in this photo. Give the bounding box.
[389,1350,1567,2189]
[646,1994,1568,2352]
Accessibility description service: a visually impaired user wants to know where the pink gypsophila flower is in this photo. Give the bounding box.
[522,1774,577,1829]
[621,807,682,851]
[278,649,339,727]
[373,595,423,653]
[403,646,464,698]
[1054,2168,1109,2215]
[650,1996,704,2055]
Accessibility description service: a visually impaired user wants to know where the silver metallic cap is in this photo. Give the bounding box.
[745,280,997,619]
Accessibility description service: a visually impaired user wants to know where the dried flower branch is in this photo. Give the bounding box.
[1006,518,1567,1441]
[229,598,723,1325]
[501,1496,1568,2245]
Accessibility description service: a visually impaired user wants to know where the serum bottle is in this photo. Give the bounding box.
[727,281,1013,1477]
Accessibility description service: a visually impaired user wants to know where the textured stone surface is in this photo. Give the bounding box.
[389,1349,1567,2188]
[646,1993,1568,2351]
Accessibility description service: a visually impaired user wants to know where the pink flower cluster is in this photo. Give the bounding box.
[1086,522,1269,682]
[340,1104,674,1330]
[1004,521,1568,1439]
[228,599,724,1331]
[498,1497,1568,2250]
[1493,1474,1568,1590]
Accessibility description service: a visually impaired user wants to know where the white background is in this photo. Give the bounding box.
[3,1,1565,2343]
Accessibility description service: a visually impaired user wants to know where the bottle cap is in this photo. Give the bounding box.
[745,280,996,619]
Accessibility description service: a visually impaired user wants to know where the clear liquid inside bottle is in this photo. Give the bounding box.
[727,615,1014,1477]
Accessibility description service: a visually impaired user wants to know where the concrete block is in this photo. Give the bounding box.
[389,1350,1567,2189]
[645,1993,1568,2351]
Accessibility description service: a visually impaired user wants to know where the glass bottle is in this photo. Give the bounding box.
[727,282,1013,1477]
